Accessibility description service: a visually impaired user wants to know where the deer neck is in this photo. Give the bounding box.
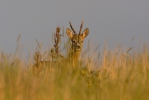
[68,47,81,61]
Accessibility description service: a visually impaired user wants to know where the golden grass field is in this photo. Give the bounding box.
[0,38,149,100]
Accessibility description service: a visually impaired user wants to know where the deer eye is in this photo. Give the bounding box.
[72,40,75,43]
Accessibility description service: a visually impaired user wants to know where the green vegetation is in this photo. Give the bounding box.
[0,43,149,100]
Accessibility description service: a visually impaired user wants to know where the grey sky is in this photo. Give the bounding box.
[0,0,149,55]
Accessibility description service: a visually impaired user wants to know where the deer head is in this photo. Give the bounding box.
[66,21,89,53]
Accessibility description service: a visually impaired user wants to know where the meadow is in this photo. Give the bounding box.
[0,35,149,100]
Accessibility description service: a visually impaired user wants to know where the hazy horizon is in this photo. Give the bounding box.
[0,0,149,57]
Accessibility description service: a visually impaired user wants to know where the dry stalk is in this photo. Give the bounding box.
[50,27,63,60]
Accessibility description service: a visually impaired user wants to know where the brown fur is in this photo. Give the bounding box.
[66,21,89,67]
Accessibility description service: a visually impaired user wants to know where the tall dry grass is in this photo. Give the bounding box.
[0,38,149,100]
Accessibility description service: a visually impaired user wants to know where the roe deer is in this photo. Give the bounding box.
[66,21,89,67]
[33,21,89,72]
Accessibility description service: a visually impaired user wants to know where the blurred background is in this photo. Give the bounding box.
[0,0,149,58]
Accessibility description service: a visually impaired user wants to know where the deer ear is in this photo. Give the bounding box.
[81,28,89,39]
[66,28,74,39]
